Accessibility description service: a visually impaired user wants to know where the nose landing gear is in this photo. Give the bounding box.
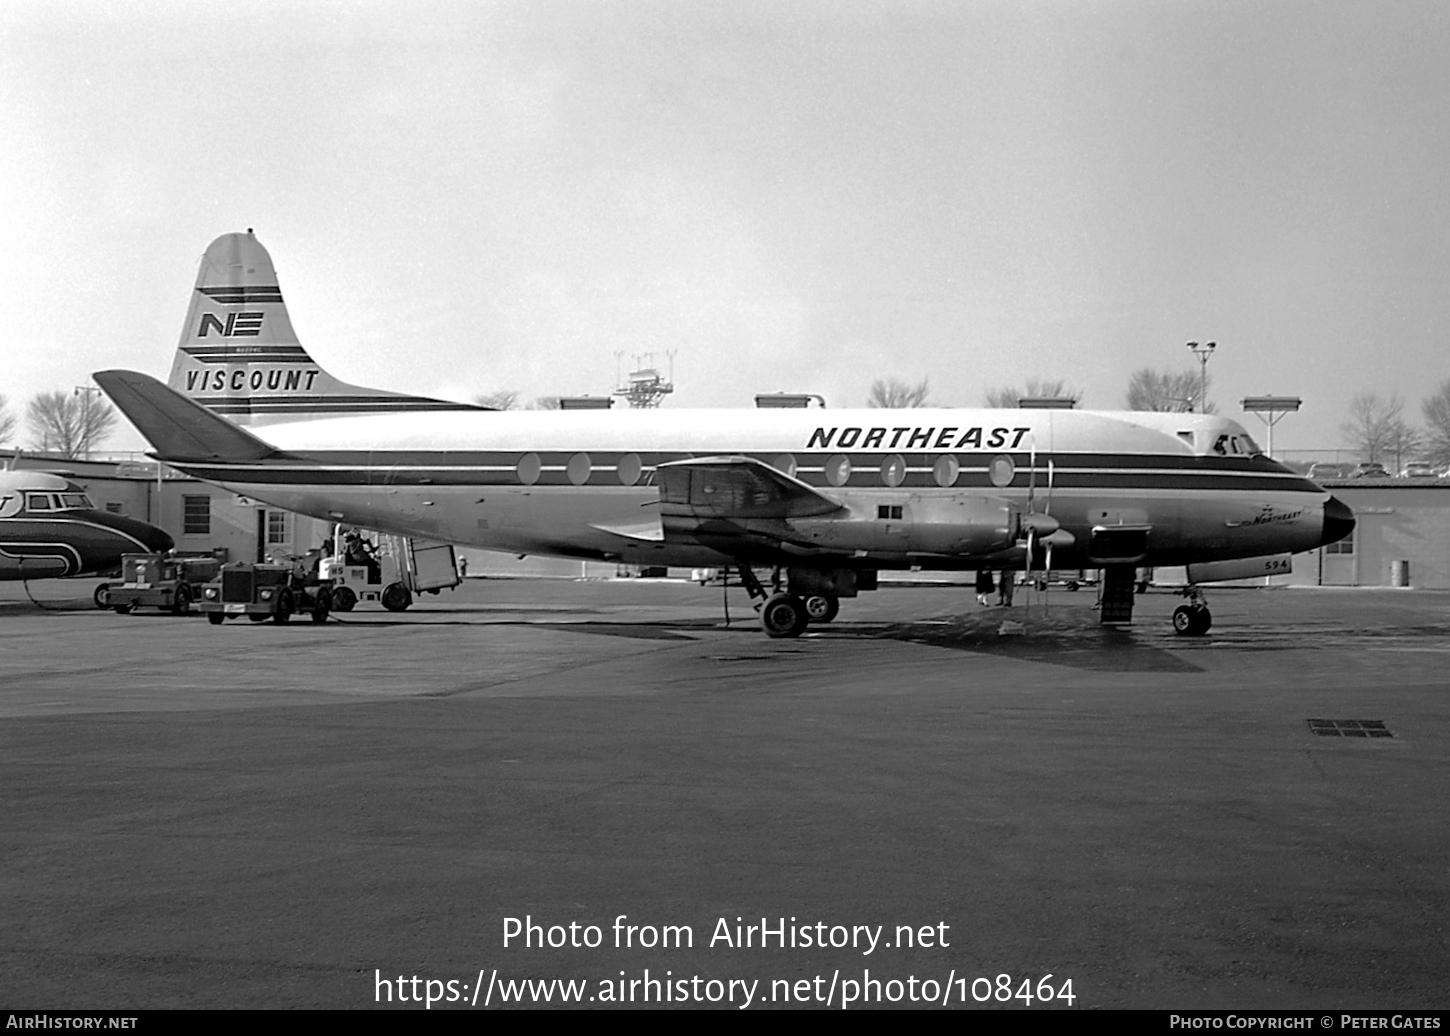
[1172,586,1212,636]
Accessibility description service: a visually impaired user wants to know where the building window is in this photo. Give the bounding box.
[183,495,210,535]
[1325,531,1354,555]
[266,510,290,545]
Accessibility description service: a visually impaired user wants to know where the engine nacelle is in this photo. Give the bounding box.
[783,494,1018,556]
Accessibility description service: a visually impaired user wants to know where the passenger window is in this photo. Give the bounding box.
[25,494,52,511]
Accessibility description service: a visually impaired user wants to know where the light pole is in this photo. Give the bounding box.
[1186,341,1216,413]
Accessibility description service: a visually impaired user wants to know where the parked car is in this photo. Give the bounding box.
[1307,462,1343,481]
[1402,462,1437,478]
[1350,462,1389,478]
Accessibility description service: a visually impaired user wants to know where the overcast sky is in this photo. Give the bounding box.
[4,0,1450,454]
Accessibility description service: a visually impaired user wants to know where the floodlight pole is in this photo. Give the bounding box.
[1186,341,1216,413]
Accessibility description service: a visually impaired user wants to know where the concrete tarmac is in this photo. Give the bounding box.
[1,577,1447,1010]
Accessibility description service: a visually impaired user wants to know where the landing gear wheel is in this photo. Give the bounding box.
[207,613,224,625]
[311,588,331,624]
[331,586,356,612]
[1172,605,1212,636]
[273,589,294,624]
[171,585,192,615]
[381,583,412,612]
[94,583,111,609]
[803,594,839,623]
[761,593,809,638]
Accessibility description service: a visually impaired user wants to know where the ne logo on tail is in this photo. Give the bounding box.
[197,312,264,337]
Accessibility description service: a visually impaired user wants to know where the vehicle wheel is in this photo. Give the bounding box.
[94,583,112,609]
[803,594,839,623]
[331,586,356,612]
[311,588,331,623]
[273,589,294,624]
[248,615,267,622]
[113,603,133,615]
[207,613,224,625]
[171,585,192,615]
[381,583,412,612]
[1066,581,1079,592]
[1135,580,1149,594]
[761,593,808,638]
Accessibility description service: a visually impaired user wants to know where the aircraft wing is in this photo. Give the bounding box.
[655,456,845,520]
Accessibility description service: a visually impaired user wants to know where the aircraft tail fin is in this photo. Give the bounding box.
[93,369,281,462]
[167,231,485,426]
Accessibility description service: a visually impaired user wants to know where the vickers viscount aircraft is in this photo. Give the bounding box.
[0,469,174,587]
[94,231,1353,637]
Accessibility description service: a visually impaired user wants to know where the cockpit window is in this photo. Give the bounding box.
[1238,434,1263,456]
[1212,435,1230,456]
[26,494,54,511]
[59,493,92,509]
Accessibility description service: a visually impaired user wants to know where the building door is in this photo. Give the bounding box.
[1320,525,1357,585]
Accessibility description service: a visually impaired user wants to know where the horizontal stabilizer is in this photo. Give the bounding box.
[656,455,844,520]
[93,370,282,463]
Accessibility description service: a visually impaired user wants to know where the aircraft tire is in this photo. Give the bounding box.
[94,583,111,609]
[381,583,412,612]
[1173,605,1212,637]
[207,613,224,625]
[761,593,808,638]
[803,594,839,623]
[331,587,356,612]
[171,585,192,615]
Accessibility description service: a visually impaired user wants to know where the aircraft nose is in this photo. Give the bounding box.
[101,512,174,554]
[1321,495,1355,548]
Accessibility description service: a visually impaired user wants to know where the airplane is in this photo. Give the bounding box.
[93,231,1354,638]
[0,469,175,593]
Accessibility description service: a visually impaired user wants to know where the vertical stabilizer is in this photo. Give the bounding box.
[167,231,483,426]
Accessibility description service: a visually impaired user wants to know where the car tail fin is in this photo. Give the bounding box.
[167,230,485,426]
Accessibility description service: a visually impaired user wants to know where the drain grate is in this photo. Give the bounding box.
[1307,719,1393,738]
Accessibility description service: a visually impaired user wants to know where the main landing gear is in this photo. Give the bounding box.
[1172,585,1212,637]
[735,565,840,639]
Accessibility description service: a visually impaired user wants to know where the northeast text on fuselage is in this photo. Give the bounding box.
[807,426,1032,451]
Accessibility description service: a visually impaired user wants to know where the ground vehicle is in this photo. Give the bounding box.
[197,560,331,624]
[1402,462,1437,478]
[101,552,222,614]
[1350,462,1389,478]
[1307,462,1344,481]
[317,528,460,611]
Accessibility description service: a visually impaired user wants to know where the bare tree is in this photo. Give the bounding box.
[984,378,1082,408]
[0,394,15,446]
[1423,379,1450,468]
[27,390,117,458]
[1125,368,1215,413]
[1340,392,1406,464]
[473,389,521,411]
[867,377,930,408]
